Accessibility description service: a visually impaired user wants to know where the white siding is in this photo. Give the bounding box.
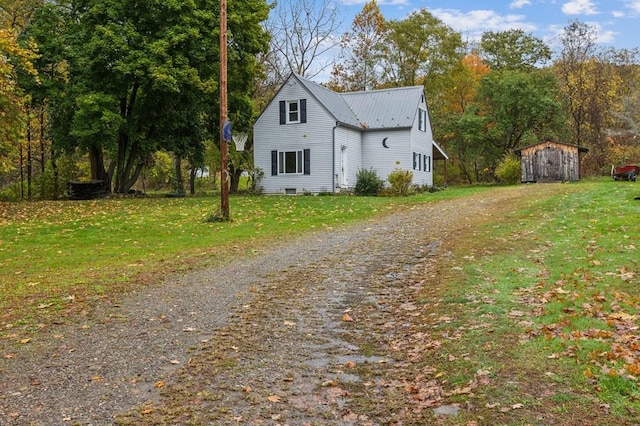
[409,112,434,187]
[254,80,336,194]
[409,97,434,187]
[361,130,410,184]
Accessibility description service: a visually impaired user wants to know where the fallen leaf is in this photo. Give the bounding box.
[345,361,357,368]
[19,338,31,344]
[342,313,354,322]
[284,320,296,326]
[267,395,281,403]
[155,381,164,388]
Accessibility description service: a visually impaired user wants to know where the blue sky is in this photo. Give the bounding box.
[338,0,640,51]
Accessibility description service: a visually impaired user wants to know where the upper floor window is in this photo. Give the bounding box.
[280,99,307,125]
[418,108,427,132]
[287,101,299,123]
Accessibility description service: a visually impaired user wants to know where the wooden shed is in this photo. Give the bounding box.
[514,141,589,183]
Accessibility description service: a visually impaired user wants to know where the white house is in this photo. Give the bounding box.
[253,73,447,194]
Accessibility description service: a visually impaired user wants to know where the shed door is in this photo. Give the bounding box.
[535,148,564,181]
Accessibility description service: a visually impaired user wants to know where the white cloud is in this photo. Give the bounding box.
[612,10,625,18]
[628,1,640,13]
[510,0,532,9]
[561,0,598,15]
[431,9,537,42]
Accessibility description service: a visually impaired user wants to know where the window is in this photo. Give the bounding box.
[279,99,307,124]
[279,150,303,174]
[418,108,427,132]
[414,153,431,172]
[271,149,311,176]
[287,101,299,123]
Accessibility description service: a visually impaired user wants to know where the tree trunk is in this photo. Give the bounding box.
[26,108,32,200]
[174,155,184,193]
[39,105,46,199]
[230,167,242,193]
[189,167,197,195]
[89,145,107,182]
[51,146,59,199]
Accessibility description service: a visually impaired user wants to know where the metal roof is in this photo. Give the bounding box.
[341,86,423,129]
[295,75,361,128]
[295,74,423,130]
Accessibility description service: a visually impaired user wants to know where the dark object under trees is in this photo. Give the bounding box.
[67,180,107,200]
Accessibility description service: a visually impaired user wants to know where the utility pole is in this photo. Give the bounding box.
[219,0,229,220]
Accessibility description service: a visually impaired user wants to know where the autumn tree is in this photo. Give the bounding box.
[0,0,39,176]
[436,53,490,183]
[554,20,639,174]
[328,0,387,92]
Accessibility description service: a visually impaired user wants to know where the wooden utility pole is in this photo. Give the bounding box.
[219,0,229,220]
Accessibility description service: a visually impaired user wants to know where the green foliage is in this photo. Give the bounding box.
[494,152,521,184]
[384,8,463,87]
[354,168,384,196]
[475,69,564,155]
[480,29,552,71]
[386,169,414,196]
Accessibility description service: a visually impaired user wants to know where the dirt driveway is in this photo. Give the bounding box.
[1,185,569,425]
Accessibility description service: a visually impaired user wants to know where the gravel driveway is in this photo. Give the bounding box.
[1,186,539,425]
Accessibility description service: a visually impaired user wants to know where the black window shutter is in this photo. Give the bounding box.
[303,149,311,175]
[279,101,286,125]
[413,152,417,170]
[300,99,307,123]
[271,150,278,176]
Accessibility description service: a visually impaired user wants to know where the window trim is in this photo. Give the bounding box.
[286,100,300,124]
[273,149,311,175]
[418,108,427,132]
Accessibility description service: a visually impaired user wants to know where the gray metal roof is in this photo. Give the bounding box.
[295,75,361,128]
[341,86,423,129]
[295,74,423,130]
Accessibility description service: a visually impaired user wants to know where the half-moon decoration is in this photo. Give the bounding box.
[382,137,390,148]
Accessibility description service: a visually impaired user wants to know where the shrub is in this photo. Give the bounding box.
[387,169,414,196]
[354,168,384,196]
[495,153,521,184]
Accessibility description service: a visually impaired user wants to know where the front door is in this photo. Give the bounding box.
[340,145,348,187]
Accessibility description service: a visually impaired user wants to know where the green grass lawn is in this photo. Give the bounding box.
[420,180,640,423]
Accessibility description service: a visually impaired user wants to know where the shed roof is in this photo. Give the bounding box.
[513,141,589,155]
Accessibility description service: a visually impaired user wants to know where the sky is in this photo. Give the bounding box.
[338,0,640,51]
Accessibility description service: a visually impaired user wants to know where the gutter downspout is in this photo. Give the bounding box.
[333,122,340,192]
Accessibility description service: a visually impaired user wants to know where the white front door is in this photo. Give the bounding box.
[340,145,348,187]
